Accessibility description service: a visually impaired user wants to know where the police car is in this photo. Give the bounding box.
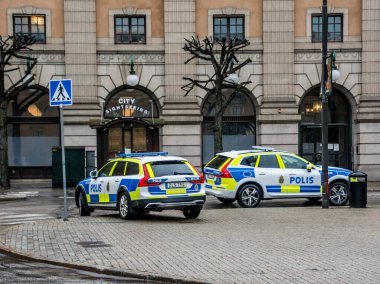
[204,147,352,208]
[75,152,205,219]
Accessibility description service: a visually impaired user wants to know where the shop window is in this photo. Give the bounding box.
[13,14,46,43]
[114,15,146,44]
[312,14,343,42]
[213,15,244,41]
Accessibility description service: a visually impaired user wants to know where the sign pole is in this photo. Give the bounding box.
[60,104,68,221]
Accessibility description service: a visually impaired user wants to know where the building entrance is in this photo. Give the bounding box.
[299,87,351,169]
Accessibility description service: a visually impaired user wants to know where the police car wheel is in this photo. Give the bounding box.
[329,182,349,206]
[217,197,235,204]
[79,192,91,216]
[118,191,133,220]
[237,184,262,208]
[183,207,201,219]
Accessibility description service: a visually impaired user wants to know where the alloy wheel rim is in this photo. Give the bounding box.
[242,187,259,206]
[330,185,348,205]
[120,195,128,217]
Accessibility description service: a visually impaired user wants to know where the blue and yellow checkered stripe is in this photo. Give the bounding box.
[266,185,321,193]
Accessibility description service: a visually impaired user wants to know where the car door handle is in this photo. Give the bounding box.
[289,174,297,176]
[100,181,104,183]
[115,180,120,182]
[258,172,266,175]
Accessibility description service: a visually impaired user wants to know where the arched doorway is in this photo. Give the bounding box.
[7,86,60,178]
[98,86,160,165]
[299,85,352,169]
[202,87,256,165]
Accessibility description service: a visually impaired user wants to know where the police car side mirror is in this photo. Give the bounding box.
[306,164,313,173]
[90,170,98,179]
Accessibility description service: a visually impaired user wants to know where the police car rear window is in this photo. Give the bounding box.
[207,156,229,169]
[149,161,194,177]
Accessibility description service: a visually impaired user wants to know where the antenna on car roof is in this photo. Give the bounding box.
[117,152,168,158]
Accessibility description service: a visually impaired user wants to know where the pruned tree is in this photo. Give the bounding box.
[0,35,37,191]
[182,36,252,155]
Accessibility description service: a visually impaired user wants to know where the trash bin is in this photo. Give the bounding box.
[349,172,367,208]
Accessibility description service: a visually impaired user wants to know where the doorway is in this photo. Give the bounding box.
[299,87,351,169]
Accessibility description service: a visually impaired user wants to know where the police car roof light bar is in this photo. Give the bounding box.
[117,152,168,158]
[251,146,275,152]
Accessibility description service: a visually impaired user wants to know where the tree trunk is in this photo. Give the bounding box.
[213,84,223,155]
[0,98,10,192]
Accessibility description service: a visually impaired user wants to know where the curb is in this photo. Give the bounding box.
[0,245,208,284]
[0,195,27,202]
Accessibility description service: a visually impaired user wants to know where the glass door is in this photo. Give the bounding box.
[300,125,350,169]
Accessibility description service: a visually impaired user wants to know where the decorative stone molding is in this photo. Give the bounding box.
[108,7,152,44]
[295,50,361,63]
[306,7,349,42]
[97,53,164,64]
[7,6,52,39]
[207,7,250,38]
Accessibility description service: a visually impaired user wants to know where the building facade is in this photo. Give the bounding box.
[1,0,380,181]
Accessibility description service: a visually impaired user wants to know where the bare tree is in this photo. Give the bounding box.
[0,35,36,191]
[182,36,252,155]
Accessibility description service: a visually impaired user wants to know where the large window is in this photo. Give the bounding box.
[312,14,343,42]
[202,88,255,165]
[213,16,244,41]
[13,15,46,43]
[114,16,146,44]
[7,87,59,170]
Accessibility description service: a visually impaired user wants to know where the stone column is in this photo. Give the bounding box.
[259,0,298,153]
[357,0,380,181]
[63,0,98,149]
[162,0,202,167]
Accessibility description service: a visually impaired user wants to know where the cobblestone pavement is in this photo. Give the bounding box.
[0,192,380,283]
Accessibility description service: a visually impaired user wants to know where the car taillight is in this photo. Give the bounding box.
[189,164,204,184]
[218,160,232,178]
[138,165,161,187]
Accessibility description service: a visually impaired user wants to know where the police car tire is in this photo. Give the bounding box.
[182,207,201,219]
[79,191,91,216]
[118,191,135,220]
[329,182,349,206]
[217,197,235,204]
[237,184,262,208]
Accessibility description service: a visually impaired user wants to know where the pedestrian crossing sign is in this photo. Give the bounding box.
[49,79,72,106]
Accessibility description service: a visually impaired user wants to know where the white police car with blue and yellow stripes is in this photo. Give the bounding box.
[204,147,351,207]
[75,152,205,220]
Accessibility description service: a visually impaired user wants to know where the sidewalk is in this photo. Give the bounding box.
[0,181,380,283]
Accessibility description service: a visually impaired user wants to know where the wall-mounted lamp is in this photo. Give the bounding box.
[127,56,139,86]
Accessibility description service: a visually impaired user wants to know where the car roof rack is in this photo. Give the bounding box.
[117,152,168,158]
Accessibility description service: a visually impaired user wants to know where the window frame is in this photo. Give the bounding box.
[311,13,343,43]
[114,15,146,44]
[213,15,245,41]
[13,14,46,44]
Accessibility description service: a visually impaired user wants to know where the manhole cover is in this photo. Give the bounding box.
[76,241,112,248]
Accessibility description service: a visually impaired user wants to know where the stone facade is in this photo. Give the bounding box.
[2,0,380,181]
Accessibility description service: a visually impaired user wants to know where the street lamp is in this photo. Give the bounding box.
[320,0,340,208]
[226,59,239,84]
[127,56,139,86]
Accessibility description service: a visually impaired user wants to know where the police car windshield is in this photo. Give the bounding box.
[207,155,229,169]
[149,161,194,177]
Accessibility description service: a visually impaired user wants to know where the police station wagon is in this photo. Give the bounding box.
[75,152,205,219]
[204,147,351,208]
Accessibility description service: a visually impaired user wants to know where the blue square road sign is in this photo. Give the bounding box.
[49,79,72,106]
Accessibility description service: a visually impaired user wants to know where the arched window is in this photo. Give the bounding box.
[299,87,351,169]
[7,86,60,178]
[202,88,256,165]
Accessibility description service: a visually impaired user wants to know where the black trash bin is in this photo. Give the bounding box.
[349,172,367,208]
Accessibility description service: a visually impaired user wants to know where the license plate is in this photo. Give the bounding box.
[166,182,187,189]
[206,174,215,180]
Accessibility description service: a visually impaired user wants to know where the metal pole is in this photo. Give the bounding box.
[321,0,329,208]
[60,105,69,220]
